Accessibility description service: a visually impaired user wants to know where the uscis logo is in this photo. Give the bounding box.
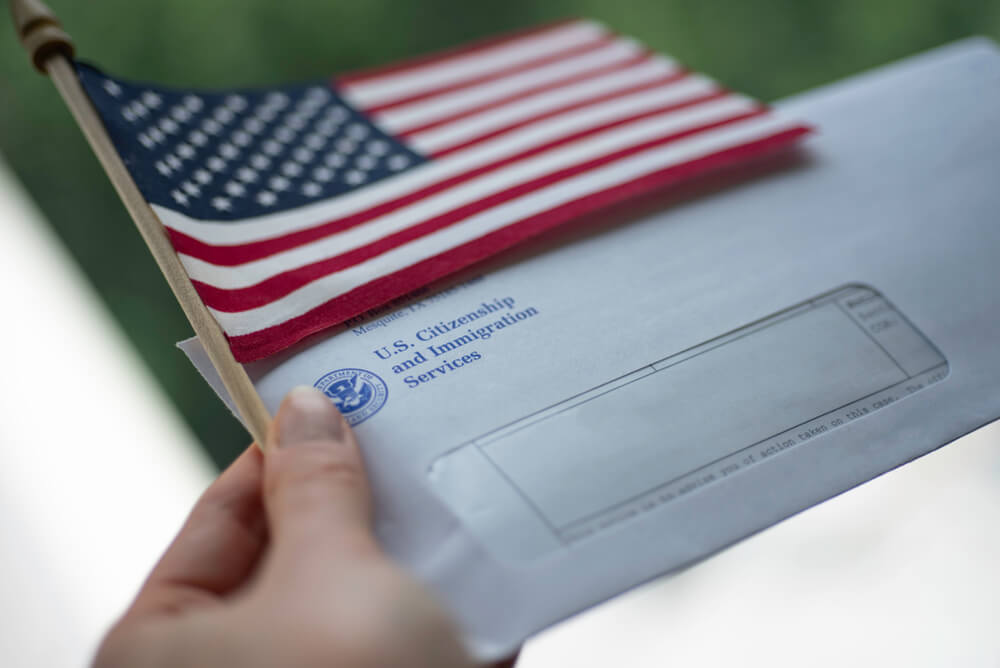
[313,368,388,426]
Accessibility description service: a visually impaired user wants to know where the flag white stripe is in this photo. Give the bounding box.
[407,59,687,154]
[372,39,647,133]
[154,73,707,246]
[340,21,608,108]
[210,115,799,334]
[180,95,754,289]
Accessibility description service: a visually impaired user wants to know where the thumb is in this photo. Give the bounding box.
[262,386,379,571]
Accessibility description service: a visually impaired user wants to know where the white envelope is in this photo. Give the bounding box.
[182,38,1000,660]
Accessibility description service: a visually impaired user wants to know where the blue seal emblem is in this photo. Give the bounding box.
[314,368,388,426]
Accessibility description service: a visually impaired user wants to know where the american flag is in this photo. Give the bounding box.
[78,19,810,362]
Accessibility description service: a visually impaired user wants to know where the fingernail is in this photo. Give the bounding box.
[275,386,344,448]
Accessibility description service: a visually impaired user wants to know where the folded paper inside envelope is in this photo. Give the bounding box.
[182,39,1000,660]
[429,285,948,560]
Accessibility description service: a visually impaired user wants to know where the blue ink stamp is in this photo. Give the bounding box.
[314,368,389,426]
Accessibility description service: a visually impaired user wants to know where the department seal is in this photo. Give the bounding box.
[313,368,388,426]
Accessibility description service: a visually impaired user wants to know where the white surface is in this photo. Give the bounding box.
[184,37,1000,660]
[0,157,214,667]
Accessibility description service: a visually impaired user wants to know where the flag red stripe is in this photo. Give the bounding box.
[225,126,810,361]
[194,109,769,312]
[335,18,584,86]
[394,51,655,137]
[168,88,728,267]
[428,70,691,157]
[361,35,617,114]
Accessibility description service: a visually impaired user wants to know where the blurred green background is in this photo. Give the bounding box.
[1,0,998,469]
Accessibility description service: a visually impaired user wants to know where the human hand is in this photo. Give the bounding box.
[95,386,515,668]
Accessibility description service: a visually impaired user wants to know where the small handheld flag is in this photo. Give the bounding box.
[12,1,810,444]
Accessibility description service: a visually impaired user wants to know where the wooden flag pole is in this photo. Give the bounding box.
[10,0,273,448]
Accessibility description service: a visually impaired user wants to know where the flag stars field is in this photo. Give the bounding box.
[83,67,427,220]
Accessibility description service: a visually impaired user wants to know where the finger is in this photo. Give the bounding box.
[262,386,377,573]
[127,445,267,618]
